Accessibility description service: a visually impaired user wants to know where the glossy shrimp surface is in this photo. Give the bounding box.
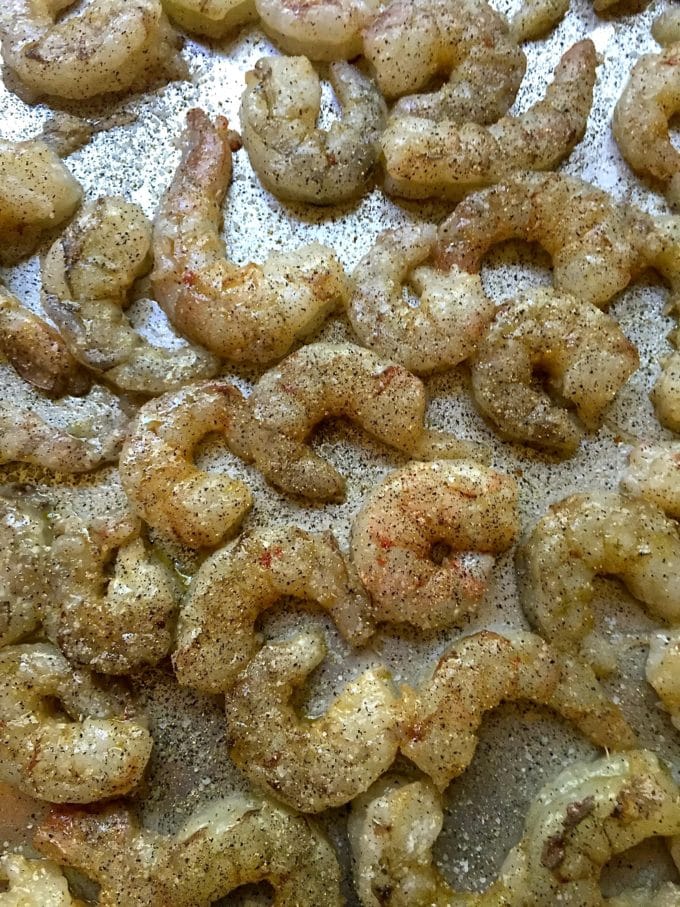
[161,0,256,36]
[0,854,82,907]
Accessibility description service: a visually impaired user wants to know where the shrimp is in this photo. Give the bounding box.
[161,0,256,37]
[239,56,386,205]
[518,492,680,658]
[363,0,526,124]
[646,630,680,731]
[0,854,83,907]
[174,526,373,693]
[0,643,152,803]
[224,631,400,812]
[348,224,494,374]
[510,0,570,41]
[610,885,680,907]
[35,795,343,906]
[350,461,518,630]
[399,629,634,790]
[470,288,639,456]
[0,0,186,102]
[249,343,487,503]
[349,750,680,907]
[254,0,381,60]
[152,108,349,364]
[653,9,680,46]
[646,215,680,432]
[622,442,680,519]
[613,44,680,208]
[42,196,220,396]
[381,39,598,200]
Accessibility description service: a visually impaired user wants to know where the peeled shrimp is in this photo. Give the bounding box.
[254,0,381,60]
[239,56,386,205]
[152,108,348,363]
[382,39,597,200]
[0,854,82,907]
[510,0,570,41]
[348,224,494,374]
[609,885,680,907]
[653,9,680,46]
[646,630,680,731]
[42,196,219,395]
[174,526,373,693]
[249,343,486,503]
[0,0,186,102]
[351,461,518,630]
[349,750,680,907]
[646,215,680,432]
[613,45,680,207]
[363,0,526,124]
[0,643,152,802]
[518,492,680,658]
[399,629,634,790]
[161,0,255,36]
[471,288,639,455]
[35,795,343,906]
[622,442,680,519]
[224,631,400,812]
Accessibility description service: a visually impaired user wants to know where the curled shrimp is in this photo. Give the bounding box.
[348,224,494,374]
[42,196,219,396]
[0,854,82,907]
[174,526,373,693]
[613,44,680,207]
[224,630,400,812]
[254,0,381,60]
[161,0,256,36]
[0,643,152,803]
[381,39,597,200]
[399,629,634,790]
[0,0,186,102]
[363,0,526,124]
[350,461,518,630]
[35,795,343,906]
[622,441,680,519]
[653,9,680,46]
[471,288,639,456]
[152,108,349,364]
[249,342,486,503]
[646,630,680,731]
[349,750,680,907]
[239,56,386,205]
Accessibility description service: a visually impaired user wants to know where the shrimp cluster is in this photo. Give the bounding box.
[239,56,386,205]
[0,854,82,907]
[162,0,256,36]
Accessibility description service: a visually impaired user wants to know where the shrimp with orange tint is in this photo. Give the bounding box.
[350,460,518,630]
[152,108,348,364]
[0,853,83,907]
[161,0,255,36]
[255,0,381,60]
[622,441,680,519]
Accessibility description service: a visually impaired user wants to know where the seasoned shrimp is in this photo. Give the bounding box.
[239,56,386,205]
[363,0,525,124]
[510,0,570,41]
[351,461,518,630]
[610,885,680,907]
[0,0,186,102]
[348,224,493,374]
[0,288,89,397]
[224,631,400,812]
[518,492,680,657]
[382,39,597,200]
[0,854,82,907]
[161,0,255,36]
[399,629,634,790]
[174,526,373,693]
[249,343,486,503]
[653,9,680,46]
[646,215,680,432]
[349,750,680,907]
[471,288,639,456]
[152,108,348,363]
[42,196,219,395]
[622,442,680,519]
[254,0,381,60]
[613,45,680,207]
[646,630,680,731]
[35,795,343,906]
[0,643,152,803]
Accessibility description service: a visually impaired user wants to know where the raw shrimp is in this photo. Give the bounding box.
[622,441,680,519]
[0,643,152,803]
[348,224,494,374]
[349,750,680,907]
[239,56,386,205]
[518,492,680,658]
[0,854,82,907]
[363,0,526,124]
[381,40,597,200]
[0,0,186,102]
[646,630,680,731]
[224,631,400,812]
[174,526,373,692]
[152,108,348,363]
[351,461,518,630]
[119,380,255,548]
[613,44,680,207]
[35,795,343,906]
[254,0,381,60]
[249,343,486,503]
[471,288,639,456]
[42,196,220,396]
[161,0,256,36]
[653,9,680,46]
[399,629,634,790]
